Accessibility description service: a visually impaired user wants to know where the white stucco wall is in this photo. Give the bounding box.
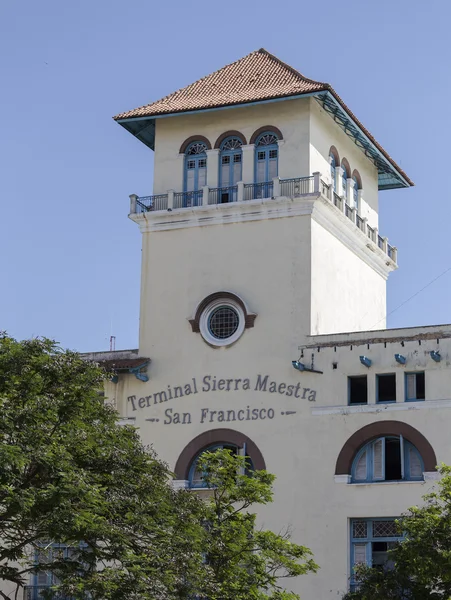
[152,98,311,195]
[309,98,379,229]
[102,325,451,600]
[310,218,386,334]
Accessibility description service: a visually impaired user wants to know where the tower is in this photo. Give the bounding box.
[108,49,423,598]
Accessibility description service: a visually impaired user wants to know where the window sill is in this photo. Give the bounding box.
[312,398,451,415]
[334,472,439,484]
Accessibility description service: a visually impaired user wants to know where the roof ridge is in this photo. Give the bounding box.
[256,47,330,89]
[113,49,264,121]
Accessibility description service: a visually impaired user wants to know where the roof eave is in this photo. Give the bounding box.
[314,90,413,190]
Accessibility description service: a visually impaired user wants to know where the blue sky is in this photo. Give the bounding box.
[1,0,450,352]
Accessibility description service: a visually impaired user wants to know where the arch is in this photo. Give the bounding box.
[174,428,266,479]
[179,135,212,154]
[250,125,283,145]
[335,421,437,475]
[352,169,362,190]
[329,145,340,168]
[341,157,351,178]
[214,130,247,149]
[188,291,257,332]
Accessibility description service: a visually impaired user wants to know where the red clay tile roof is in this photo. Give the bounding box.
[114,48,327,120]
[114,48,413,187]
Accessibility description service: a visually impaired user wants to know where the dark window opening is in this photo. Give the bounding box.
[377,374,396,403]
[349,376,367,405]
[406,372,425,401]
[385,437,402,480]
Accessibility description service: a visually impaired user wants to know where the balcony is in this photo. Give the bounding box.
[24,586,73,600]
[129,174,397,264]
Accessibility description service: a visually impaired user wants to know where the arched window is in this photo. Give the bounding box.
[184,141,208,207]
[341,161,349,200]
[188,443,254,488]
[219,136,243,202]
[352,436,423,483]
[255,132,279,192]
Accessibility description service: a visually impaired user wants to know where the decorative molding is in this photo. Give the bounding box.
[174,428,266,480]
[171,479,189,490]
[334,474,351,484]
[179,135,212,154]
[335,420,437,475]
[214,130,247,148]
[312,398,451,416]
[130,195,317,232]
[424,471,440,481]
[312,197,396,279]
[129,192,394,278]
[189,291,256,333]
[250,125,283,144]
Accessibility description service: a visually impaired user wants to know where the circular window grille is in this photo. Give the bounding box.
[208,306,240,339]
[199,298,246,347]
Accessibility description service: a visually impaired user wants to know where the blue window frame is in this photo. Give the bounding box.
[219,137,242,202]
[188,443,253,488]
[254,132,278,197]
[27,544,81,599]
[330,154,336,191]
[352,175,359,211]
[184,141,208,207]
[376,373,396,403]
[350,518,403,590]
[342,164,348,199]
[351,436,424,483]
[405,372,425,401]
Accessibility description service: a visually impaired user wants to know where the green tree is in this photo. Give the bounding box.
[343,465,451,600]
[193,448,318,600]
[0,335,204,600]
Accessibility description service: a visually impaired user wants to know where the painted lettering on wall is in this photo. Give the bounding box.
[126,374,317,414]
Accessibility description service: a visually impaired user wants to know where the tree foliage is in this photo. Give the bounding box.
[344,465,451,600]
[0,335,204,600]
[193,449,318,599]
[0,335,316,599]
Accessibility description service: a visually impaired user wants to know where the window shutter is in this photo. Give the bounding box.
[257,159,266,183]
[354,449,368,481]
[198,166,207,188]
[37,570,50,586]
[354,543,367,566]
[373,438,385,480]
[233,159,242,185]
[238,444,246,475]
[406,374,416,400]
[269,156,278,179]
[221,162,230,187]
[409,447,423,478]
[400,434,405,480]
[186,168,195,192]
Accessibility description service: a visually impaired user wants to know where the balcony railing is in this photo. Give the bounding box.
[280,176,314,197]
[208,185,237,204]
[244,181,273,200]
[130,173,396,263]
[24,586,73,600]
[174,190,203,209]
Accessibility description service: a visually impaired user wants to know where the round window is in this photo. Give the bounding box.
[199,298,245,347]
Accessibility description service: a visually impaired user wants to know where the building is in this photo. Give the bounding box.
[85,49,449,598]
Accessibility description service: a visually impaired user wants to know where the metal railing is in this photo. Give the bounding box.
[320,179,331,199]
[367,225,376,243]
[378,234,384,249]
[136,194,168,213]
[243,181,273,201]
[345,203,353,220]
[387,243,396,261]
[174,190,203,209]
[333,192,342,210]
[280,176,314,197]
[356,214,365,232]
[208,186,237,205]
[24,586,74,600]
